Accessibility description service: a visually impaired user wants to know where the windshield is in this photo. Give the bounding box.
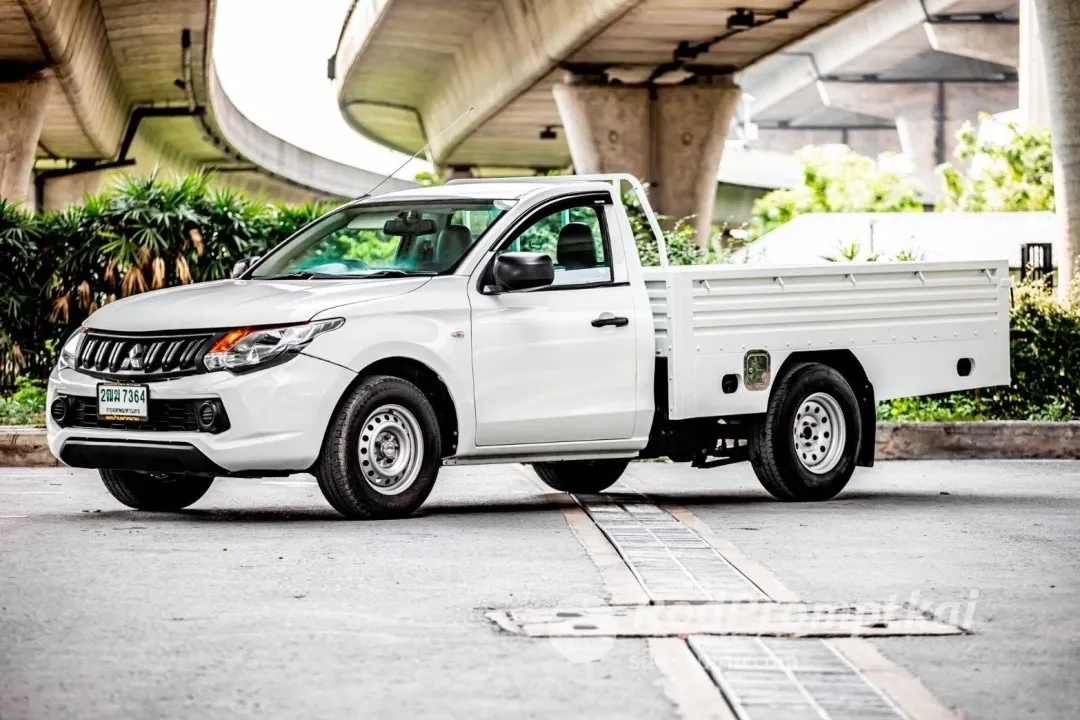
[251,200,508,279]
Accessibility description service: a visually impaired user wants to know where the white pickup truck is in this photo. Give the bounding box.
[46,175,1011,518]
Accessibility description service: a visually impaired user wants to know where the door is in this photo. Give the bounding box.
[470,195,638,446]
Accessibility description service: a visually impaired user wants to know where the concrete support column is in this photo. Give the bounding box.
[819,81,1018,174]
[442,166,474,182]
[553,77,740,245]
[1020,0,1050,128]
[1034,0,1080,289]
[0,73,51,203]
[40,171,107,210]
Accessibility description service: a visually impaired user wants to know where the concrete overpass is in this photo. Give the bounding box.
[0,0,411,210]
[333,0,1080,272]
[738,0,1020,181]
[333,0,885,240]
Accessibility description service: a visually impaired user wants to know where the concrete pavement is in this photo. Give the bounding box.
[1,461,1078,719]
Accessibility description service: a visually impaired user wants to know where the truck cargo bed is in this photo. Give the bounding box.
[643,260,1010,420]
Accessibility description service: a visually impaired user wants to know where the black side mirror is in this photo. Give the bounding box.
[232,256,260,278]
[493,252,554,292]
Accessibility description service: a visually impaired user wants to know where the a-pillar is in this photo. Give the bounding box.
[553,76,740,246]
[0,72,50,204]
[817,80,1018,175]
[1034,0,1080,289]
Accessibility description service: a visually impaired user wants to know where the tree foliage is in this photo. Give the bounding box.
[0,171,337,386]
[938,118,1054,212]
[747,147,925,240]
[0,198,48,386]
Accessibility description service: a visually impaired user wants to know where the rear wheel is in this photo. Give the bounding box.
[533,459,630,494]
[316,375,441,519]
[99,469,214,511]
[748,363,861,502]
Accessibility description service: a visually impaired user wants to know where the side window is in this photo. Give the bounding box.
[499,203,612,287]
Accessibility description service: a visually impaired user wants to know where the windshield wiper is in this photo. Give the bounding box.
[255,271,343,280]
[355,270,436,278]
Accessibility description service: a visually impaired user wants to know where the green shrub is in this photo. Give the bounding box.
[0,198,52,386]
[0,171,335,388]
[622,189,710,267]
[0,376,46,426]
[746,147,924,241]
[939,118,1054,213]
[879,282,1080,421]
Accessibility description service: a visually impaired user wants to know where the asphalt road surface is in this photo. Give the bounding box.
[1,460,1077,719]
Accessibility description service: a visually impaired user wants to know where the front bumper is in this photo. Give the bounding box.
[47,353,356,473]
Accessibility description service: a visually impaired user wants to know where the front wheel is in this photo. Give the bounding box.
[532,459,630,494]
[99,470,214,511]
[748,363,861,502]
[316,375,441,519]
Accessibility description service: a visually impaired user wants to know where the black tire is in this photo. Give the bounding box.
[532,458,630,493]
[316,375,441,519]
[748,362,861,502]
[99,469,214,511]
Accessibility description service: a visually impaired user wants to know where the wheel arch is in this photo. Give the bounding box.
[330,356,460,458]
[775,350,876,467]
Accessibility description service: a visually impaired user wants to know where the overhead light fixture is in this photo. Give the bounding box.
[539,126,557,140]
[727,8,756,29]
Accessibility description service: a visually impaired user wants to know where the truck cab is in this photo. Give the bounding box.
[47,175,1011,518]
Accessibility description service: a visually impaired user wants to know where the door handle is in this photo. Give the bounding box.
[591,315,629,328]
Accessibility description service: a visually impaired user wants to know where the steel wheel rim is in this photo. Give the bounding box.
[793,392,846,475]
[357,404,424,495]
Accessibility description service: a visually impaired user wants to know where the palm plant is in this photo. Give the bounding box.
[100,170,208,294]
[192,187,265,281]
[0,198,42,385]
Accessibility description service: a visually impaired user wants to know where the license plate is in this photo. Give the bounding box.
[97,383,149,422]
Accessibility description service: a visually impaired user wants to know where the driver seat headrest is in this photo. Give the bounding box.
[437,224,472,267]
[556,223,597,269]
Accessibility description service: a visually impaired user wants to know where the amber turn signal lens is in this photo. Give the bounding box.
[209,328,252,353]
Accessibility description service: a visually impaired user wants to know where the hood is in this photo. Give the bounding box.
[84,277,430,332]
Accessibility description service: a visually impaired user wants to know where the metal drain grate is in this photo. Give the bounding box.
[691,636,907,720]
[575,494,769,603]
[487,601,964,639]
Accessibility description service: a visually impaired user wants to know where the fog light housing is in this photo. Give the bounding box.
[196,400,218,432]
[50,397,68,425]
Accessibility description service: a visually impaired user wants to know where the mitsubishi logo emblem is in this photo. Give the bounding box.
[122,344,145,370]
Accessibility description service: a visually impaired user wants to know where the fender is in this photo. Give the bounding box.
[305,283,477,453]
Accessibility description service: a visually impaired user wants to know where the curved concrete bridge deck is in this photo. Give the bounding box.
[0,0,410,208]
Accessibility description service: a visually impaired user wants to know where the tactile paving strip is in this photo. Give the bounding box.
[690,636,907,720]
[575,493,770,603]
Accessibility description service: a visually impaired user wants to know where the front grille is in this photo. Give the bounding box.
[63,396,229,434]
[76,330,216,380]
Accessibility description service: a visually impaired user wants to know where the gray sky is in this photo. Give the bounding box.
[214,0,429,179]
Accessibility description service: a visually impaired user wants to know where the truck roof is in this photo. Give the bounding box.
[359,177,623,205]
[360,181,561,203]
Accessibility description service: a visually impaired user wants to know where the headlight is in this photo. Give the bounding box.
[203,319,344,372]
[57,328,86,370]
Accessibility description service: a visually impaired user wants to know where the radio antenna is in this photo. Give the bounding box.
[359,106,475,199]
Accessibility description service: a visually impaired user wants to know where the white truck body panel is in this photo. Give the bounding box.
[47,174,1012,482]
[645,260,1011,419]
